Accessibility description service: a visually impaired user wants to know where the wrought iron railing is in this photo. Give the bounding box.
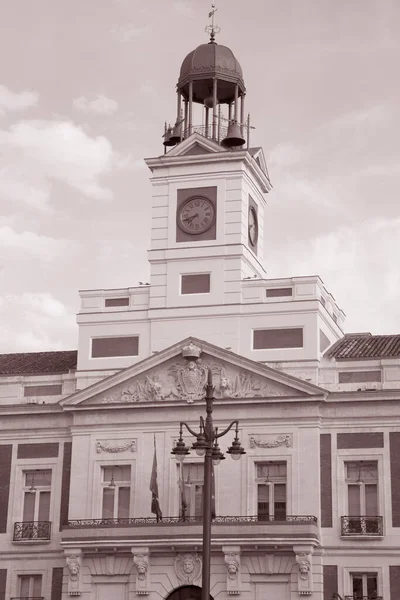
[13,521,51,541]
[341,516,383,536]
[344,596,382,600]
[65,515,317,529]
[182,125,229,144]
[11,597,44,599]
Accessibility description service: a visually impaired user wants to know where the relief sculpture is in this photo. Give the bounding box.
[101,346,292,404]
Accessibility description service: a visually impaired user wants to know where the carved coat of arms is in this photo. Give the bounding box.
[168,361,208,403]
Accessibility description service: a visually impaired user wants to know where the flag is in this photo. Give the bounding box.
[150,436,162,521]
[208,10,215,17]
[179,463,188,519]
[211,463,216,520]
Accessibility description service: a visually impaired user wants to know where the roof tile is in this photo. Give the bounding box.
[0,350,77,375]
[325,334,400,360]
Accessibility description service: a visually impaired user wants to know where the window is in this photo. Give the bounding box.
[18,574,42,598]
[256,462,286,521]
[339,371,382,384]
[181,274,210,295]
[253,328,303,350]
[345,461,380,535]
[179,464,204,518]
[23,470,51,524]
[266,287,292,298]
[24,385,62,397]
[91,336,139,358]
[350,572,379,599]
[105,297,130,307]
[101,465,131,519]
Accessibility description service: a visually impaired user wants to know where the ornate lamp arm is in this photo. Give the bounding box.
[216,420,239,439]
[180,421,201,438]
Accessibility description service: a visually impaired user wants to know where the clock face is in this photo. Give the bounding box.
[248,206,258,247]
[178,196,215,235]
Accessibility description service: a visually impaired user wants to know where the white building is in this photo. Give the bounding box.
[1,28,400,600]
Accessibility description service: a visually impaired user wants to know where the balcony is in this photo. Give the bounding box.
[344,597,382,600]
[62,515,319,550]
[341,516,383,537]
[13,521,52,542]
[11,597,44,600]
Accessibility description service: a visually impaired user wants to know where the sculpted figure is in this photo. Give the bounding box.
[225,554,239,579]
[298,560,310,580]
[66,554,82,595]
[133,553,148,580]
[175,553,202,584]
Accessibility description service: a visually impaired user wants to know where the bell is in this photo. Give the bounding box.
[221,120,245,148]
[163,126,176,147]
[169,119,183,145]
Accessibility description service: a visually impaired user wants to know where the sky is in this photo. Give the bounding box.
[0,0,399,353]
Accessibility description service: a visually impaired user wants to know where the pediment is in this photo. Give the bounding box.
[249,147,270,179]
[165,133,226,157]
[61,338,327,408]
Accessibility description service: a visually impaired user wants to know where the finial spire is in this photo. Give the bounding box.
[205,2,220,43]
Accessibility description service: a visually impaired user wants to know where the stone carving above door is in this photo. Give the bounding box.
[100,347,296,404]
[249,434,293,449]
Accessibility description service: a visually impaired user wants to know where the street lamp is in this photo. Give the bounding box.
[171,369,245,600]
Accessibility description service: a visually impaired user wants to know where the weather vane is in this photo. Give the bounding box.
[205,2,220,43]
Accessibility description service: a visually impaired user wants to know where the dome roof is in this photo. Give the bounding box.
[177,42,245,104]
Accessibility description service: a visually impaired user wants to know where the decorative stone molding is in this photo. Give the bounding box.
[174,552,202,585]
[101,360,294,404]
[96,440,137,453]
[223,546,241,595]
[249,434,292,449]
[65,550,83,596]
[294,545,313,596]
[132,547,149,595]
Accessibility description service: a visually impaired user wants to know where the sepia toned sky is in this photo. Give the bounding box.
[0,0,399,352]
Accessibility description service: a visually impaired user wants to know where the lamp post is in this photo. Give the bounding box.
[171,370,245,600]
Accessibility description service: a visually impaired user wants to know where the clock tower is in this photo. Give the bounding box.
[145,29,272,311]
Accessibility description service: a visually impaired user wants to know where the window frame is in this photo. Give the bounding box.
[247,455,292,518]
[343,567,383,600]
[90,335,139,359]
[100,464,132,520]
[22,469,52,523]
[180,273,211,296]
[256,461,287,521]
[178,462,205,518]
[336,451,385,536]
[12,569,47,600]
[252,327,304,350]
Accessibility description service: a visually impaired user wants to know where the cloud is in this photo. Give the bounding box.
[111,24,150,42]
[173,0,194,17]
[268,218,400,334]
[73,94,119,116]
[0,226,70,260]
[0,293,76,352]
[0,85,39,116]
[0,119,113,210]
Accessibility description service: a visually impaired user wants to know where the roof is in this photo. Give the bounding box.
[178,42,245,103]
[325,333,400,360]
[0,350,77,375]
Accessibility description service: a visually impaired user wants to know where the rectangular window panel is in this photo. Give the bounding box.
[118,487,130,518]
[253,328,303,349]
[38,491,51,521]
[339,370,382,383]
[92,336,139,358]
[266,287,292,297]
[365,484,378,515]
[348,484,361,516]
[23,491,35,521]
[274,484,286,520]
[102,488,115,519]
[105,297,130,307]
[181,274,210,295]
[24,384,62,396]
[25,470,52,487]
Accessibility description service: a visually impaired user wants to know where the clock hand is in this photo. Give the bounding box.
[182,213,199,223]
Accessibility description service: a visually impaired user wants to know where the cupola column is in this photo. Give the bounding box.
[184,100,188,136]
[176,90,182,122]
[240,93,245,136]
[205,106,210,138]
[212,77,218,140]
[228,101,233,122]
[234,83,239,122]
[188,81,193,135]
